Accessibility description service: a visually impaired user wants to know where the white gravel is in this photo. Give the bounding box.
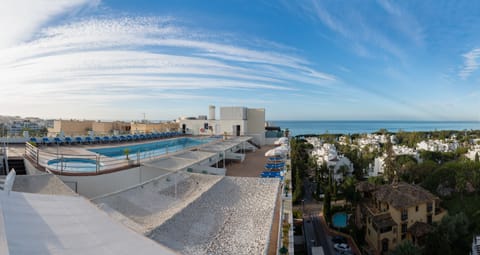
[94,173,280,255]
[93,172,222,232]
[147,177,280,255]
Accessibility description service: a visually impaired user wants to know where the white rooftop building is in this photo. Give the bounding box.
[310,143,353,182]
[177,105,266,145]
[416,139,459,152]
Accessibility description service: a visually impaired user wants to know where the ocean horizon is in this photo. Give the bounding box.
[269,120,480,136]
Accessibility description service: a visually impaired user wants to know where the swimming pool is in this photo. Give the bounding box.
[88,137,215,159]
[332,212,348,228]
[47,158,102,172]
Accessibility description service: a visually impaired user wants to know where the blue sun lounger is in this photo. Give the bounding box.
[84,136,93,144]
[126,135,133,141]
[29,137,39,144]
[53,137,64,145]
[74,136,83,144]
[102,136,110,143]
[42,137,51,145]
[64,137,73,144]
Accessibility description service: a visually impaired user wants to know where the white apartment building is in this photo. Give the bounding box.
[177,105,266,145]
[310,143,354,182]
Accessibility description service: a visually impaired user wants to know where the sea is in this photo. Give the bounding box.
[270,120,480,136]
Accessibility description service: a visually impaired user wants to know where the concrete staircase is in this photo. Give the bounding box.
[7,158,25,175]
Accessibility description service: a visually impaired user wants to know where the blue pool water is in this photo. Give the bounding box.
[332,212,348,228]
[88,137,215,158]
[47,158,101,172]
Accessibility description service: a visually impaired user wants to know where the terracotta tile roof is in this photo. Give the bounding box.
[372,213,396,229]
[408,222,433,237]
[373,182,438,209]
[356,181,376,192]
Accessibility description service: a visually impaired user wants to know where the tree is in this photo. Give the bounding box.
[341,176,358,206]
[336,164,350,181]
[383,139,396,182]
[390,240,421,255]
[293,169,303,203]
[323,188,332,222]
[455,169,467,200]
[424,213,470,255]
[475,152,479,163]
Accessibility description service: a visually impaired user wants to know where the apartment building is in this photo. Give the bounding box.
[356,181,447,254]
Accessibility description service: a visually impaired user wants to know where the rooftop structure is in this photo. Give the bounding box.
[177,105,266,145]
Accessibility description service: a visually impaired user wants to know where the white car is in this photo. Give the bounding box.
[334,243,351,252]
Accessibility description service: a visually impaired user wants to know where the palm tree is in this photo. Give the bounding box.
[336,164,350,180]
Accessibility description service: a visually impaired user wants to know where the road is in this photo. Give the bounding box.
[300,179,337,255]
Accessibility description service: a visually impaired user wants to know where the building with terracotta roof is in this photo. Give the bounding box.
[355,181,447,254]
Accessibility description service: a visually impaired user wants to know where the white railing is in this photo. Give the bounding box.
[23,137,220,175]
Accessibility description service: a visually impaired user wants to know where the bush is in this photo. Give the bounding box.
[292,209,303,219]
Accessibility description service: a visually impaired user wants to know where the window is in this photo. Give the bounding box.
[380,226,393,233]
[401,223,407,233]
[416,206,419,212]
[401,209,408,221]
[427,215,432,224]
[427,203,433,213]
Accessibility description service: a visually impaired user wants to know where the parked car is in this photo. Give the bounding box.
[334,243,351,252]
[332,235,347,244]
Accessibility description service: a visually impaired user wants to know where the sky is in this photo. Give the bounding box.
[1,0,480,121]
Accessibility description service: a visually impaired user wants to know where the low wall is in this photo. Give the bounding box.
[0,137,28,144]
[58,165,170,199]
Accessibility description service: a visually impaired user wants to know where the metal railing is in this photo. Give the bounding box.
[24,137,221,175]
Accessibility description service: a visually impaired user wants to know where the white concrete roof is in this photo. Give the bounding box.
[145,151,218,172]
[145,157,198,171]
[171,150,216,161]
[0,191,177,255]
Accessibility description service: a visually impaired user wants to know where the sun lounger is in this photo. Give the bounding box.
[64,137,73,144]
[102,136,110,143]
[75,136,83,144]
[42,137,51,145]
[53,137,64,145]
[84,136,93,144]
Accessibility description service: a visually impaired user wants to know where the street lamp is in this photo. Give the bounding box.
[301,199,305,215]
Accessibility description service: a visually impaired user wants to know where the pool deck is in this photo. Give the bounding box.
[24,136,260,175]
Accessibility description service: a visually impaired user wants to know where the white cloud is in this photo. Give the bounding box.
[0,16,336,119]
[0,0,99,48]
[459,48,480,79]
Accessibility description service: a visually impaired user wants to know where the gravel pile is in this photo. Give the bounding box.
[93,172,222,232]
[12,174,76,196]
[148,177,280,255]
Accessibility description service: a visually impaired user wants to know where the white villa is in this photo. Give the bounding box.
[416,139,459,152]
[310,143,354,182]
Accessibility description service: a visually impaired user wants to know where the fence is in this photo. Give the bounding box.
[24,138,220,175]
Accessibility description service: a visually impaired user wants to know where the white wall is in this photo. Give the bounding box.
[58,166,170,199]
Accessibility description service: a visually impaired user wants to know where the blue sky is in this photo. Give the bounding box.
[1,0,480,121]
